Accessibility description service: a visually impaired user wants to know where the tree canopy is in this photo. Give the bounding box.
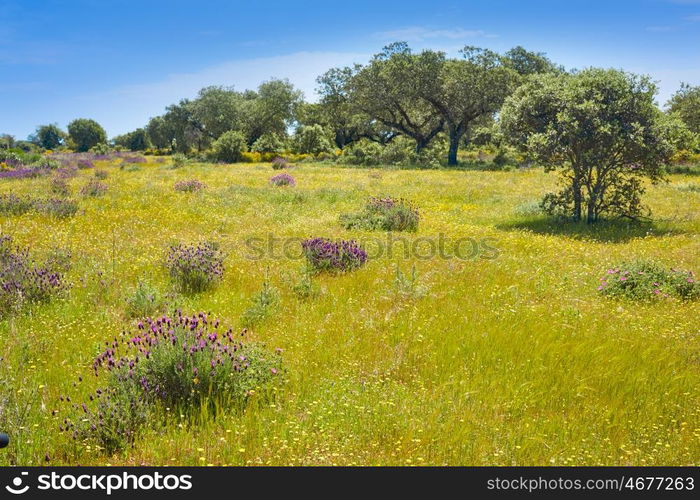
[67,118,107,152]
[34,124,66,150]
[501,68,674,222]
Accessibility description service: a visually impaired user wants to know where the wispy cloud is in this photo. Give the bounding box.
[373,26,492,42]
[685,14,700,21]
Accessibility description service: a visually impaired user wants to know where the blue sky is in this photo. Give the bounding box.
[1,0,699,139]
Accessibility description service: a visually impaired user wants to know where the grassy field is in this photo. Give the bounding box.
[1,158,698,466]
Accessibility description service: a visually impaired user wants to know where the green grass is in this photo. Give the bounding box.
[0,159,698,466]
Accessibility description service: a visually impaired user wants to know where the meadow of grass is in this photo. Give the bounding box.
[0,157,698,466]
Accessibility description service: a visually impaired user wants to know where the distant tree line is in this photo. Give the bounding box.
[4,42,700,223]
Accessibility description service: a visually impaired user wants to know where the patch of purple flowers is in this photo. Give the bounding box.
[0,193,34,215]
[80,179,108,197]
[174,179,206,192]
[63,311,281,452]
[0,166,50,179]
[271,157,291,170]
[0,235,68,318]
[166,242,223,293]
[301,237,368,273]
[270,172,296,187]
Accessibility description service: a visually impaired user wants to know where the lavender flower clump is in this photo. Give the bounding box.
[166,242,223,293]
[301,237,368,273]
[80,179,108,197]
[0,194,34,215]
[269,172,296,187]
[0,193,78,218]
[271,157,291,170]
[34,198,79,218]
[76,159,94,170]
[0,235,69,318]
[63,312,282,452]
[0,166,50,179]
[174,179,206,192]
[50,176,70,196]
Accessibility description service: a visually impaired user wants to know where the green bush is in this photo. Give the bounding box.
[242,278,280,326]
[210,131,248,163]
[251,133,286,153]
[293,125,332,155]
[125,280,168,318]
[340,196,420,232]
[599,261,699,301]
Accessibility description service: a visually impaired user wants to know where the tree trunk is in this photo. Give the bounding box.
[586,195,597,224]
[447,128,460,166]
[415,138,426,154]
[572,175,582,222]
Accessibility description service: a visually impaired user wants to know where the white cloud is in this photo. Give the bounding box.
[373,26,490,42]
[74,50,369,136]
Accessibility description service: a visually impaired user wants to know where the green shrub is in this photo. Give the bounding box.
[599,261,699,301]
[170,153,188,169]
[340,196,420,232]
[210,131,248,163]
[242,278,280,326]
[125,280,168,318]
[251,133,286,153]
[293,125,332,155]
[291,271,319,299]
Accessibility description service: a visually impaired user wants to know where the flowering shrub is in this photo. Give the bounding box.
[0,166,50,179]
[269,173,296,187]
[271,157,291,170]
[0,235,69,318]
[76,159,94,170]
[34,198,79,218]
[55,166,78,179]
[0,194,34,215]
[301,237,367,273]
[174,179,206,192]
[340,196,420,232]
[121,155,147,164]
[94,169,108,179]
[64,312,281,452]
[166,242,223,293]
[80,179,108,197]
[0,193,78,218]
[50,176,70,196]
[598,261,699,301]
